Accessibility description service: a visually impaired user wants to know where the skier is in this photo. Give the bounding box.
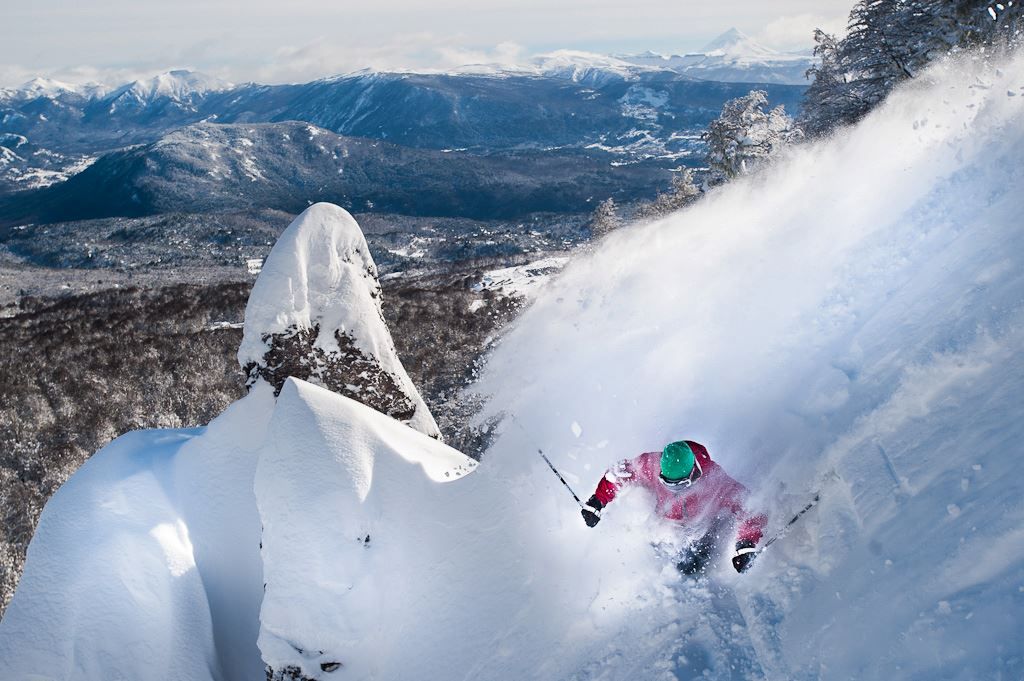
[581,440,766,575]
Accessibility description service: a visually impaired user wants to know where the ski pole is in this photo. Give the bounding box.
[758,492,820,554]
[507,413,585,508]
[537,448,585,508]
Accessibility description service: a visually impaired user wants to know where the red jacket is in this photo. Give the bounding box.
[592,441,766,545]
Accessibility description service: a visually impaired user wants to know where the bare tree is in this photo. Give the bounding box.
[634,169,702,220]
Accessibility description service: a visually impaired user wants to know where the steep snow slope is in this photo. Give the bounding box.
[476,50,1024,678]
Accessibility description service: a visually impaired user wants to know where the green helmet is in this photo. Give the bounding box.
[661,441,695,482]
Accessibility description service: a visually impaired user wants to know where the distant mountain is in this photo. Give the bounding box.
[455,50,659,87]
[0,121,674,227]
[0,66,805,159]
[701,27,778,58]
[101,70,231,113]
[0,67,805,209]
[618,28,815,85]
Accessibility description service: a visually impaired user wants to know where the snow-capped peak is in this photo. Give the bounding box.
[447,50,656,84]
[18,77,79,97]
[7,77,111,101]
[136,70,229,98]
[700,28,777,58]
[104,70,230,109]
[616,28,815,84]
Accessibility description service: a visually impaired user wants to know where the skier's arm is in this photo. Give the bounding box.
[581,458,635,527]
[732,509,767,572]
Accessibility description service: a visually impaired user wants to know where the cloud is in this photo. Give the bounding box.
[755,13,848,51]
[249,35,527,84]
[0,2,857,88]
[0,63,181,89]
[0,35,528,88]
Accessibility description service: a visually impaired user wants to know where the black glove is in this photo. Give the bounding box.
[732,539,757,573]
[581,495,604,528]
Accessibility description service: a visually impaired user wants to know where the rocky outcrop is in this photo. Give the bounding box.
[238,202,441,438]
[242,325,418,424]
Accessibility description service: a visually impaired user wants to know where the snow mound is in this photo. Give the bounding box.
[255,378,475,678]
[239,202,441,438]
[0,385,276,681]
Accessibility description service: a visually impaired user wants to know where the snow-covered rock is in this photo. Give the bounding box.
[0,384,276,681]
[238,202,441,439]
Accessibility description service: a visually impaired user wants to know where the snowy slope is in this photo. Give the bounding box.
[476,50,1024,678]
[1,49,1023,681]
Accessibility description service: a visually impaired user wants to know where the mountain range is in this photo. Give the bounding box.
[0,121,674,228]
[618,28,815,85]
[0,29,808,223]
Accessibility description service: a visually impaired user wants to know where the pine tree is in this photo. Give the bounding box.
[799,30,852,138]
[799,1,1022,137]
[703,91,800,182]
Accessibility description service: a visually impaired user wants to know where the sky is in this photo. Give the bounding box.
[0,0,852,88]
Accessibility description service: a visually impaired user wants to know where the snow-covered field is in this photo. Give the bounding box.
[1,50,1022,680]
[470,255,569,299]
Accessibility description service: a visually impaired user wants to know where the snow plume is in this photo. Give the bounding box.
[239,203,441,439]
[477,49,1024,677]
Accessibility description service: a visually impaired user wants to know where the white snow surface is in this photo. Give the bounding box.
[238,202,440,438]
[470,255,569,299]
[255,379,477,678]
[1,51,1023,681]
